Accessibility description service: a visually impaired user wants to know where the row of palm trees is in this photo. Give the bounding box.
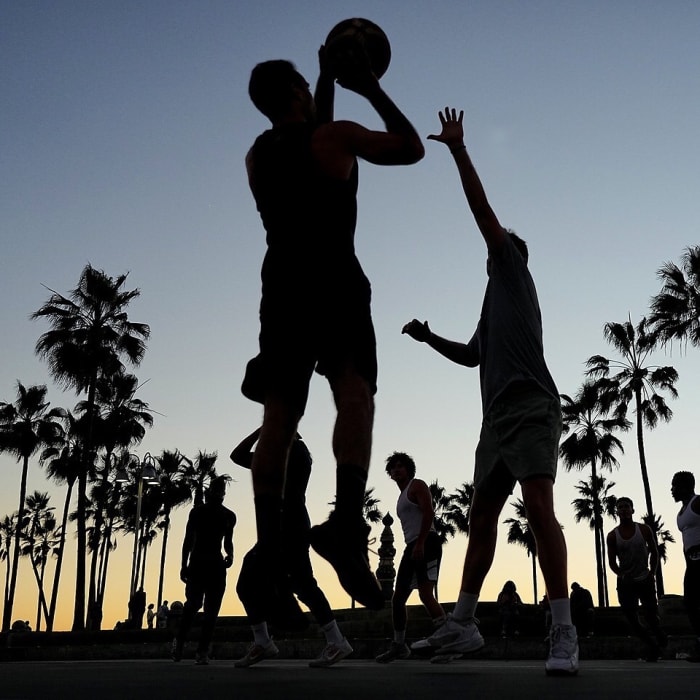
[2,245,699,630]
[0,265,223,632]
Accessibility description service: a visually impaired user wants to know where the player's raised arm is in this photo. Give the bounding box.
[428,107,505,253]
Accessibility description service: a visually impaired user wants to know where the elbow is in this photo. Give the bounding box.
[407,139,425,163]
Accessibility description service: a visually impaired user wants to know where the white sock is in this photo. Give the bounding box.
[252,622,271,646]
[452,592,479,623]
[322,619,344,646]
[394,630,406,644]
[549,598,573,627]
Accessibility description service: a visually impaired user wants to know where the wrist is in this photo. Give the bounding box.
[450,143,466,154]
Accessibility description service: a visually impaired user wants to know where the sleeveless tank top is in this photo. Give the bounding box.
[249,122,360,293]
[614,524,649,581]
[397,479,433,544]
[677,495,700,552]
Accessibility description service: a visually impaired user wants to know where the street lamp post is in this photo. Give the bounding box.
[116,453,160,601]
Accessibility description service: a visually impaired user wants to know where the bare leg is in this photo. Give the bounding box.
[521,477,568,600]
[417,580,445,620]
[250,395,299,501]
[391,588,410,632]
[329,365,374,473]
[460,487,511,594]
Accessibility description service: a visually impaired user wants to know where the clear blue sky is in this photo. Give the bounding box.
[2,0,699,630]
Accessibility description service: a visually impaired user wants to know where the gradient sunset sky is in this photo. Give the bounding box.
[2,1,700,630]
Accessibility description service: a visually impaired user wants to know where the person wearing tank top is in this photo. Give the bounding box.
[375,452,446,663]
[606,496,667,661]
[671,471,700,661]
[243,55,424,617]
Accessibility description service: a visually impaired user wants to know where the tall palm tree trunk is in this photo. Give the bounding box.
[530,552,538,604]
[87,453,113,630]
[3,455,29,631]
[634,388,664,594]
[72,378,97,631]
[47,482,74,631]
[589,458,606,607]
[157,513,170,608]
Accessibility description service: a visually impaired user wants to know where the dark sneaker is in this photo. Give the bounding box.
[195,651,210,665]
[235,641,279,668]
[310,515,384,610]
[376,641,411,663]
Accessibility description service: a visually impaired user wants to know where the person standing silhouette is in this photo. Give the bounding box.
[171,476,235,665]
[403,107,577,675]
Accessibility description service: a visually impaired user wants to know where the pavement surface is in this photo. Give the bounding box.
[2,658,698,700]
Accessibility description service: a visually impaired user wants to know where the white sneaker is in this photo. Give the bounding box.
[427,615,484,654]
[545,624,579,675]
[309,637,353,667]
[409,638,432,651]
[234,641,279,668]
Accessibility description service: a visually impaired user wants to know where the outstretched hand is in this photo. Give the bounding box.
[427,107,464,150]
[402,319,431,342]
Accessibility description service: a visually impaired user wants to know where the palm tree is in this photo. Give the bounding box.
[83,371,153,629]
[154,450,191,607]
[181,451,219,506]
[0,382,65,631]
[503,499,539,604]
[641,512,675,597]
[587,317,679,514]
[586,317,679,545]
[94,451,130,616]
[571,475,617,607]
[32,264,150,630]
[362,487,384,527]
[40,411,82,631]
[20,491,59,631]
[428,481,457,544]
[649,245,700,349]
[0,514,18,620]
[560,380,629,607]
[445,481,474,536]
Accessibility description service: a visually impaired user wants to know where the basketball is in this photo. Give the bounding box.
[324,18,391,81]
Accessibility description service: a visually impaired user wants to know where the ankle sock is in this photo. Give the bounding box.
[322,619,345,645]
[549,597,573,627]
[452,592,479,623]
[252,622,271,647]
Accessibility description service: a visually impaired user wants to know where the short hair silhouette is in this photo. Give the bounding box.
[249,60,305,120]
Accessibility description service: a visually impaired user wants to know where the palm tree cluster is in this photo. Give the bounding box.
[0,265,223,632]
[558,245,700,607]
[2,245,699,629]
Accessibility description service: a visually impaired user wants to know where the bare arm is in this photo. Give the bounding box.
[313,63,423,175]
[223,514,235,568]
[410,479,436,557]
[641,524,659,574]
[314,45,335,124]
[606,530,621,576]
[428,107,506,253]
[402,319,476,367]
[180,516,195,582]
[230,427,261,469]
